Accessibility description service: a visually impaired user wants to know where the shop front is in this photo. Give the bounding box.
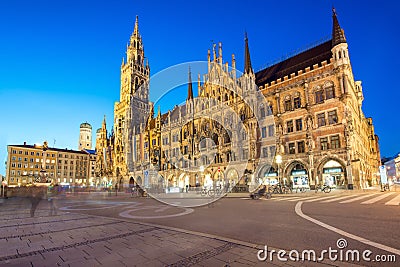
[321,160,346,188]
[259,165,278,185]
[225,169,239,189]
[289,163,309,188]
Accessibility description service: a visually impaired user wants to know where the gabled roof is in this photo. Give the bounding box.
[255,40,332,87]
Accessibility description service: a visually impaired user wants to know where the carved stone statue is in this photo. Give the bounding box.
[306,116,313,130]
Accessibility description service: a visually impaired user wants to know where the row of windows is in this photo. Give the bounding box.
[10,150,88,160]
[265,85,335,116]
[284,96,302,111]
[315,86,335,103]
[261,146,277,158]
[10,163,54,169]
[317,110,338,127]
[285,135,340,154]
[11,157,56,163]
[261,125,275,138]
[11,157,89,165]
[285,110,338,134]
[321,135,341,150]
[287,118,303,133]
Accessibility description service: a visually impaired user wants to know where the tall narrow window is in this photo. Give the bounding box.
[269,146,276,157]
[284,99,292,111]
[260,106,266,118]
[298,141,305,153]
[325,86,335,99]
[261,127,267,138]
[288,143,296,154]
[293,97,301,109]
[262,147,268,158]
[320,137,328,150]
[317,113,326,127]
[287,120,294,133]
[331,135,340,149]
[328,110,338,124]
[267,104,273,115]
[315,90,324,103]
[295,119,303,131]
[268,125,275,136]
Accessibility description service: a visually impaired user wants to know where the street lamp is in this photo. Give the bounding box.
[275,154,282,184]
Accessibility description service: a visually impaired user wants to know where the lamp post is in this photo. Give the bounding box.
[275,154,282,184]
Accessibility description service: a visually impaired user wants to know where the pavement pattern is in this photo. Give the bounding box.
[0,197,362,267]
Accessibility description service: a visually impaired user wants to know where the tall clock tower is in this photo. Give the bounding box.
[113,16,150,182]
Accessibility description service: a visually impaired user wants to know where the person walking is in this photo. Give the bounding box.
[30,186,45,217]
[47,184,59,216]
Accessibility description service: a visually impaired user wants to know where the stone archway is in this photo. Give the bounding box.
[284,161,309,188]
[224,168,238,191]
[178,173,186,190]
[256,164,278,185]
[167,173,175,187]
[129,177,135,188]
[316,157,347,188]
[212,170,224,181]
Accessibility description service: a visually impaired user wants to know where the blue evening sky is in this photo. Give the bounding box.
[0,0,399,175]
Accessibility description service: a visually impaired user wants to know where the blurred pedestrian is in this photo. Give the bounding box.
[30,186,45,217]
[47,184,59,216]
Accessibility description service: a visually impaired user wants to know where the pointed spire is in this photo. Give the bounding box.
[134,15,139,36]
[332,7,346,46]
[244,32,253,74]
[187,66,193,100]
[102,115,107,128]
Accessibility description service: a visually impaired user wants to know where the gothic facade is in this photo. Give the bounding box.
[95,10,381,191]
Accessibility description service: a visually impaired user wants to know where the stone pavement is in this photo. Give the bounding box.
[0,197,362,266]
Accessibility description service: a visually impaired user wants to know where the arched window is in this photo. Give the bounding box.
[240,108,246,121]
[212,133,219,146]
[284,96,292,111]
[293,93,301,109]
[224,131,231,144]
[315,88,324,104]
[267,102,273,115]
[259,104,266,118]
[325,82,335,100]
